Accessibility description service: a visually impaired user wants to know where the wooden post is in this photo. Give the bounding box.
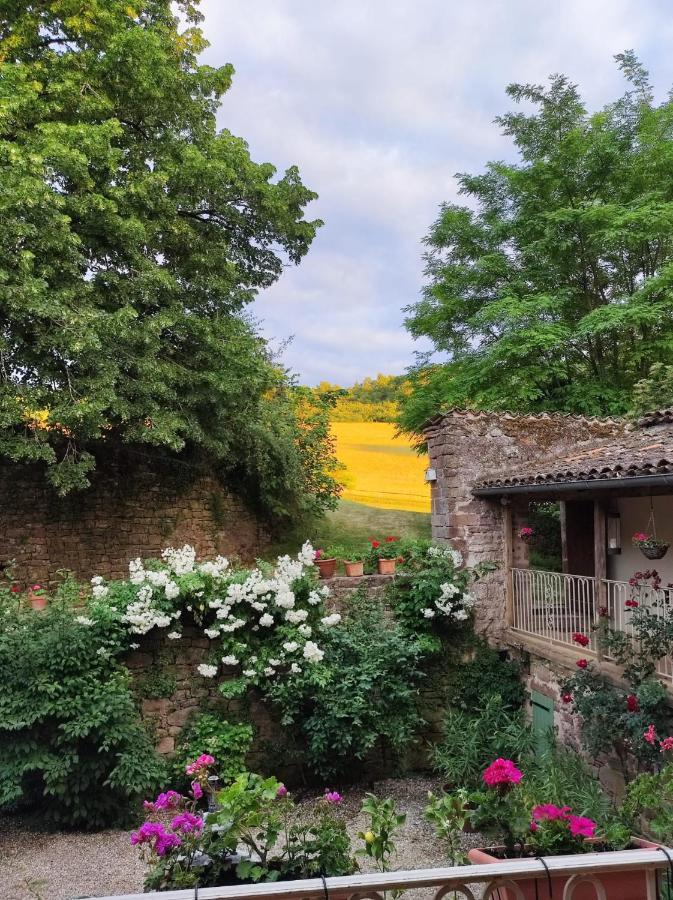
[560,500,569,573]
[503,500,514,628]
[594,500,607,660]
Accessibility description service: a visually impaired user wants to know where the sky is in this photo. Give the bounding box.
[198,0,673,386]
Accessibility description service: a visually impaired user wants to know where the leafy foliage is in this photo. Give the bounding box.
[441,639,525,714]
[263,589,425,779]
[402,53,673,430]
[622,763,673,844]
[0,0,338,522]
[172,714,252,790]
[0,599,164,827]
[356,794,406,873]
[524,744,612,825]
[431,695,535,790]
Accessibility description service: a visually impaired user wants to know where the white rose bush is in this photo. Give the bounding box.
[86,541,339,696]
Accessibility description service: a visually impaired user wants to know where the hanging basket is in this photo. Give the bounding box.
[640,542,669,560]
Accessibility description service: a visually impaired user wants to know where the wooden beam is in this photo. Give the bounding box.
[503,500,514,627]
[594,500,607,660]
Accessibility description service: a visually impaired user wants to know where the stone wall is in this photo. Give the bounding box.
[0,451,268,583]
[423,411,624,640]
[125,574,462,781]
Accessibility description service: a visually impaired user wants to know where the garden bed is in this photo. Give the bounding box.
[0,777,486,900]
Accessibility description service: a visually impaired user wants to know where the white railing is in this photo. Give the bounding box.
[85,850,673,900]
[511,568,597,652]
[511,569,673,682]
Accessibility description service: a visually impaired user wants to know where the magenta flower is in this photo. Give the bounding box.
[155,830,182,856]
[276,784,288,798]
[660,736,673,752]
[482,758,523,787]
[324,790,342,804]
[191,781,203,800]
[130,821,182,856]
[568,815,596,838]
[532,803,571,822]
[153,790,183,810]
[171,811,204,835]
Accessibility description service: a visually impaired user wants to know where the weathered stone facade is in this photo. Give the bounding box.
[0,451,268,583]
[424,411,624,640]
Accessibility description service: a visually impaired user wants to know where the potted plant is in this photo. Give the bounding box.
[367,536,400,575]
[27,583,48,611]
[314,546,342,579]
[466,758,661,900]
[632,531,669,560]
[518,525,535,545]
[343,547,364,578]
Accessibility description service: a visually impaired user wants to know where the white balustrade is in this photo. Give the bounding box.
[84,849,673,900]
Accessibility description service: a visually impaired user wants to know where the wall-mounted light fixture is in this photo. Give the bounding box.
[424,467,437,483]
[607,511,621,555]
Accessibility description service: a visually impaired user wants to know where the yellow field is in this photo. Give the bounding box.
[331,421,430,513]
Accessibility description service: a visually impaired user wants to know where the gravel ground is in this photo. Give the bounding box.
[0,776,486,900]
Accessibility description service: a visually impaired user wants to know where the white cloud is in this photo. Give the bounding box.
[196,0,673,384]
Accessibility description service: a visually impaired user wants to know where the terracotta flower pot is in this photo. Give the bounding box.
[29,593,48,611]
[377,558,396,575]
[344,560,364,577]
[468,837,660,900]
[315,557,337,579]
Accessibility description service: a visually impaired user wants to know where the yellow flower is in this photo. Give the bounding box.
[364,831,375,844]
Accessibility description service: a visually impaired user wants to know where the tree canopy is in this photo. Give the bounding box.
[401,53,673,432]
[0,1,337,519]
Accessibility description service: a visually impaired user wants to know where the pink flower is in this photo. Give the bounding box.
[568,815,596,839]
[315,549,324,559]
[130,822,182,856]
[532,804,571,822]
[276,784,288,798]
[155,831,182,856]
[185,753,215,775]
[153,790,183,810]
[576,658,588,669]
[324,790,342,804]
[659,736,673,753]
[561,693,573,704]
[644,724,658,745]
[171,811,204,834]
[625,599,639,608]
[572,633,589,647]
[530,821,539,832]
[482,758,523,787]
[633,532,650,543]
[191,781,203,800]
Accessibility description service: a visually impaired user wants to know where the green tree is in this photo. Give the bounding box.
[402,53,673,432]
[0,1,332,519]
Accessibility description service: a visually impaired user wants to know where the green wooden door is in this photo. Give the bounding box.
[531,690,554,754]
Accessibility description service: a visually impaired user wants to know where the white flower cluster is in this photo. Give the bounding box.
[422,581,474,623]
[90,575,109,600]
[122,582,179,635]
[427,545,463,568]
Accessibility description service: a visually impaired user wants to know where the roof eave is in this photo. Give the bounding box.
[472,472,673,498]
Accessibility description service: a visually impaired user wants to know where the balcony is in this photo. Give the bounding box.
[510,567,673,683]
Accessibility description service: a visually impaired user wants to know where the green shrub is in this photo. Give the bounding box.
[524,744,612,825]
[432,695,535,789]
[0,601,165,828]
[621,763,673,844]
[263,589,425,779]
[442,640,525,713]
[172,714,252,789]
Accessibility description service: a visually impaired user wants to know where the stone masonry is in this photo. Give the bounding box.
[423,411,624,640]
[0,451,268,583]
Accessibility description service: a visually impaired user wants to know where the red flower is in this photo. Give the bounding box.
[597,606,609,618]
[625,599,639,608]
[385,535,399,543]
[10,584,20,594]
[626,694,639,712]
[370,540,380,549]
[572,632,589,647]
[562,693,573,704]
[315,549,324,559]
[576,659,588,669]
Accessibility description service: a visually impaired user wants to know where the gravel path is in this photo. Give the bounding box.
[0,776,485,900]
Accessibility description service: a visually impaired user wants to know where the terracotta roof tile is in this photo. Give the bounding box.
[474,423,673,491]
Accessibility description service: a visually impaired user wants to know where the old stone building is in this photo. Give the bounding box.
[424,409,673,788]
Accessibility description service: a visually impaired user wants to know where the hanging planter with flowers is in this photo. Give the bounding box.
[632,531,669,560]
[518,525,535,545]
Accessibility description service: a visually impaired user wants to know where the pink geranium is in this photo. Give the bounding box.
[532,803,571,821]
[324,789,342,804]
[185,753,215,775]
[660,736,673,752]
[644,724,658,744]
[568,815,596,838]
[483,758,523,787]
[171,811,204,835]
